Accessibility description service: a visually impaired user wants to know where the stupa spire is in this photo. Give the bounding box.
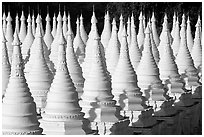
[73,17,86,64]
[44,11,54,51]
[27,21,53,114]
[3,11,7,34]
[127,16,131,45]
[105,18,120,76]
[19,10,27,43]
[186,16,194,52]
[67,12,74,40]
[171,11,177,39]
[62,10,68,38]
[2,31,11,98]
[129,13,142,72]
[2,30,42,135]
[80,13,88,44]
[171,16,180,57]
[118,13,124,44]
[137,11,145,51]
[51,13,57,37]
[101,10,112,50]
[32,10,36,36]
[21,13,34,62]
[5,11,14,63]
[15,13,20,35]
[151,11,160,46]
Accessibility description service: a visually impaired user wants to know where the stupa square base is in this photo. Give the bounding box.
[2,128,43,135]
[39,119,86,135]
[90,118,132,135]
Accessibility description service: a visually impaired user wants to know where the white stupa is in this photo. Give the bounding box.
[112,27,151,126]
[171,17,180,57]
[101,11,112,50]
[137,11,145,51]
[186,16,194,52]
[80,13,88,44]
[39,14,45,37]
[171,12,177,39]
[2,30,42,135]
[51,13,57,38]
[105,18,120,76]
[62,10,68,38]
[191,19,202,69]
[40,32,88,135]
[3,12,7,34]
[176,14,200,91]
[127,16,131,45]
[149,21,160,63]
[158,13,173,57]
[15,13,20,34]
[21,13,34,62]
[25,14,53,78]
[32,11,36,36]
[196,15,202,39]
[66,30,85,99]
[79,31,131,135]
[19,10,27,43]
[44,12,54,51]
[5,11,14,63]
[129,13,142,73]
[73,17,86,64]
[118,13,124,44]
[50,10,63,70]
[158,29,185,101]
[137,26,166,111]
[27,22,53,114]
[67,12,74,40]
[151,11,160,46]
[82,9,106,79]
[2,31,11,98]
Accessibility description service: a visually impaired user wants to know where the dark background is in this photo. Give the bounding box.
[2,2,202,37]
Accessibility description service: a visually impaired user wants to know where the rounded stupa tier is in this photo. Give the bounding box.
[186,16,194,52]
[129,13,142,72]
[158,29,185,100]
[5,11,14,63]
[105,18,120,76]
[66,31,85,99]
[25,14,54,75]
[2,30,42,135]
[171,17,180,57]
[44,12,54,51]
[137,11,145,51]
[136,26,166,103]
[51,13,57,38]
[27,25,53,114]
[2,31,11,98]
[80,13,88,44]
[21,13,34,62]
[112,27,147,125]
[101,11,112,50]
[19,10,27,43]
[32,12,36,36]
[73,17,86,64]
[40,32,87,135]
[176,17,200,90]
[62,10,68,38]
[151,11,160,46]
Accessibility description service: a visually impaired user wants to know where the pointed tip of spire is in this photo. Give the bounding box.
[46,12,51,21]
[20,10,25,20]
[131,12,134,19]
[63,11,67,21]
[6,11,12,21]
[120,13,123,20]
[112,17,116,25]
[12,29,21,45]
[164,13,168,20]
[187,16,190,23]
[76,17,80,25]
[3,12,6,20]
[80,13,83,20]
[91,10,97,24]
[27,13,32,22]
[139,11,143,19]
[144,25,150,34]
[151,11,156,21]
[57,10,62,21]
[36,14,41,23]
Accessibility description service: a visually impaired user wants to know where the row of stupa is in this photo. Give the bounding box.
[2,7,202,135]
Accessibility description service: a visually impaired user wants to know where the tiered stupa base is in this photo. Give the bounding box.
[2,129,43,135]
